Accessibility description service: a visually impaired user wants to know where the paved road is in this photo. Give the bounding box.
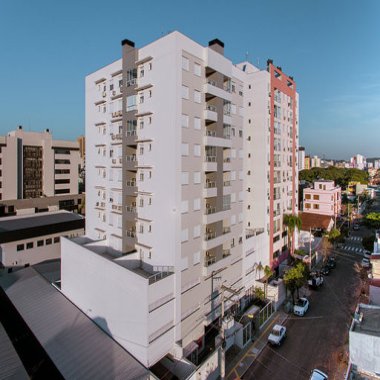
[243,251,362,380]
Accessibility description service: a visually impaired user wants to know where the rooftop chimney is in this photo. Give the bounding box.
[208,38,224,55]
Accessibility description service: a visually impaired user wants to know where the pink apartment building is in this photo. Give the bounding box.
[303,180,341,217]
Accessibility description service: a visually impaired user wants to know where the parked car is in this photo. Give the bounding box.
[293,297,309,316]
[361,258,370,268]
[364,250,372,259]
[268,324,287,346]
[320,265,330,276]
[327,257,336,269]
[310,369,328,380]
[308,272,324,288]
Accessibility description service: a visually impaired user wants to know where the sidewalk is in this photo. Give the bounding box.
[225,309,289,380]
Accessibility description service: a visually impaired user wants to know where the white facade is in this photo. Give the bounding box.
[0,127,80,201]
[62,32,299,368]
[298,147,305,171]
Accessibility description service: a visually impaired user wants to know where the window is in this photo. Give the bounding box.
[181,172,189,185]
[193,144,201,157]
[37,240,44,247]
[54,237,60,244]
[193,172,201,184]
[305,194,311,200]
[193,251,200,265]
[194,117,201,130]
[182,56,189,71]
[193,198,201,211]
[182,85,189,99]
[181,143,189,156]
[194,63,201,76]
[305,203,311,209]
[182,114,189,128]
[181,200,189,213]
[17,244,24,251]
[193,225,201,238]
[26,242,33,249]
[181,229,189,242]
[313,204,320,209]
[313,195,320,200]
[46,238,52,245]
[194,90,201,104]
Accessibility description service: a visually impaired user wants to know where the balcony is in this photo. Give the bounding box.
[204,132,232,149]
[110,133,122,142]
[126,130,137,145]
[111,110,123,119]
[126,179,137,195]
[202,250,233,276]
[126,205,137,214]
[95,201,106,210]
[111,204,122,213]
[126,155,137,170]
[203,81,232,102]
[204,181,217,198]
[204,106,218,123]
[203,207,231,225]
[246,228,265,239]
[111,157,122,167]
[204,156,217,172]
[223,157,232,171]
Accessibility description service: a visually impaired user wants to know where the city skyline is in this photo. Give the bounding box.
[0,0,379,160]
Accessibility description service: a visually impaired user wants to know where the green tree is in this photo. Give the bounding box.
[283,262,308,303]
[256,263,264,279]
[365,212,380,229]
[264,265,274,298]
[327,228,341,248]
[283,214,302,255]
[254,287,265,301]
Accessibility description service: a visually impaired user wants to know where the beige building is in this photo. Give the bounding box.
[0,126,80,201]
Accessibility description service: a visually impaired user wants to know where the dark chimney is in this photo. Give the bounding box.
[208,38,224,55]
[121,39,135,47]
[18,125,22,130]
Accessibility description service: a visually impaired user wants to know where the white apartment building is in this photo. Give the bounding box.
[61,32,299,369]
[0,126,80,201]
[298,146,305,171]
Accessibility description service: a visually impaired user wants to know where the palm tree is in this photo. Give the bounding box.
[256,262,264,280]
[283,214,302,255]
[264,265,274,298]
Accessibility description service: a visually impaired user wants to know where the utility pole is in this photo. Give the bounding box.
[309,227,312,271]
[220,285,240,380]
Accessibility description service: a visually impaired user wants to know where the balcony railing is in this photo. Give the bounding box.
[205,231,217,241]
[126,180,136,187]
[205,156,217,162]
[205,181,216,188]
[204,256,216,267]
[126,205,136,213]
[112,204,122,212]
[205,207,217,215]
[223,157,231,163]
[223,181,231,187]
[126,230,136,238]
[206,105,217,112]
[246,228,265,239]
[205,130,217,137]
[126,155,137,162]
[126,130,137,136]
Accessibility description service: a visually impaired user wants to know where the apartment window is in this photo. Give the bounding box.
[194,90,201,104]
[148,62,152,70]
[182,56,189,71]
[313,204,320,209]
[194,117,201,130]
[194,63,201,76]
[55,159,70,165]
[139,224,144,234]
[140,172,144,181]
[148,225,152,232]
[140,198,144,207]
[139,67,144,77]
[181,229,189,243]
[182,85,189,99]
[193,198,201,211]
[140,146,144,155]
[55,189,70,194]
[181,172,189,185]
[181,200,189,214]
[46,238,52,245]
[181,143,189,156]
[193,144,201,157]
[193,171,201,184]
[313,195,320,200]
[305,203,311,209]
[54,237,60,244]
[181,114,189,128]
[305,194,311,200]
[193,225,201,238]
[55,179,70,184]
[37,240,44,247]
[139,95,144,104]
[17,244,24,251]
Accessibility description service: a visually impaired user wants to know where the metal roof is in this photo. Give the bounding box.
[0,268,150,380]
[0,322,29,379]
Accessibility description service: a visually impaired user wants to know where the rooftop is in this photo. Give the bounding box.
[0,267,150,379]
[0,210,84,244]
[299,212,334,231]
[351,304,380,337]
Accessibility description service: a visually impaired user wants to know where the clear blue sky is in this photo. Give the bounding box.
[1,0,379,160]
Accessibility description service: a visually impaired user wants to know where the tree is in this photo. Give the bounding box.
[256,263,264,279]
[283,214,302,255]
[362,234,375,252]
[365,212,380,229]
[283,261,308,303]
[264,265,274,298]
[254,287,265,302]
[327,228,341,248]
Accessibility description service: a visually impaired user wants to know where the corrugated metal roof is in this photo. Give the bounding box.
[0,268,150,380]
[0,322,29,379]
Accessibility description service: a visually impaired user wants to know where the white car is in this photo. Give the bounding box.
[361,258,370,268]
[293,297,309,316]
[310,369,328,379]
[268,324,286,346]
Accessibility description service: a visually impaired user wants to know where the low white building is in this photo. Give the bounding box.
[349,303,380,377]
[0,210,84,269]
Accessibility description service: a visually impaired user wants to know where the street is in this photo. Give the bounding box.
[243,250,362,379]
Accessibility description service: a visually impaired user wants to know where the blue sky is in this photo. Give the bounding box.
[0,0,379,160]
